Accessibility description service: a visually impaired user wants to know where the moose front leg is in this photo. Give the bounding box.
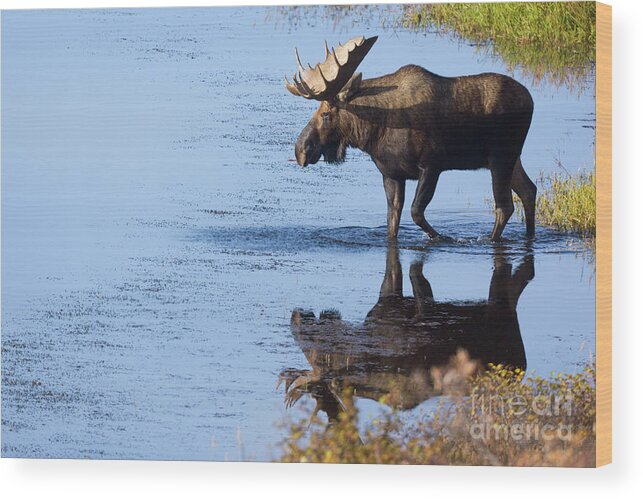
[411,167,441,239]
[383,176,405,240]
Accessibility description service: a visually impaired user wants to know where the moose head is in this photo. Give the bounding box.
[285,36,377,166]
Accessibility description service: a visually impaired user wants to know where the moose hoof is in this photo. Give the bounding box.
[428,233,453,243]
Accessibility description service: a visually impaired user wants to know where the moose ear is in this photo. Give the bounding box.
[336,73,362,103]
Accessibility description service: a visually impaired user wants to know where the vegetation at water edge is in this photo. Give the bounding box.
[401,2,596,89]
[278,351,596,466]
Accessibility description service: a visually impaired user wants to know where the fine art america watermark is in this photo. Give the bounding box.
[469,387,574,442]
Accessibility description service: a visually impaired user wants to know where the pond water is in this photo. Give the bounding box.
[1,7,595,461]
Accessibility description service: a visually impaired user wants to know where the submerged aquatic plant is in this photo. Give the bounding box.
[278,351,596,466]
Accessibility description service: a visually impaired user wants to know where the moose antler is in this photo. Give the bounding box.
[285,35,378,101]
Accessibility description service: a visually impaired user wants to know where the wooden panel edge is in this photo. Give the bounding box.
[595,1,612,468]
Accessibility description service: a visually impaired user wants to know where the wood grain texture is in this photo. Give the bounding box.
[596,1,612,467]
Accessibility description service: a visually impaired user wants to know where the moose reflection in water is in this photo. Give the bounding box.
[279,245,534,419]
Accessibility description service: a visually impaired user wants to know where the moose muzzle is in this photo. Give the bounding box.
[295,123,321,167]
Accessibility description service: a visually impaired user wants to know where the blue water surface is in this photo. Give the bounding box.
[2,7,595,461]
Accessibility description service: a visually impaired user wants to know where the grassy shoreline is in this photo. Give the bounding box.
[512,170,596,241]
[535,171,596,237]
[401,2,596,89]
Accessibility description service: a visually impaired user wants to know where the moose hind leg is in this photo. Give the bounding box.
[409,258,434,315]
[383,176,405,240]
[506,253,535,309]
[411,167,441,239]
[490,165,515,241]
[511,158,537,237]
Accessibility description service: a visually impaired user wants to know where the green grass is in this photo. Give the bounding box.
[537,171,596,236]
[278,351,596,466]
[524,171,596,237]
[401,2,596,90]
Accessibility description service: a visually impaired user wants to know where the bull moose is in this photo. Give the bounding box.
[278,244,534,419]
[285,36,537,241]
